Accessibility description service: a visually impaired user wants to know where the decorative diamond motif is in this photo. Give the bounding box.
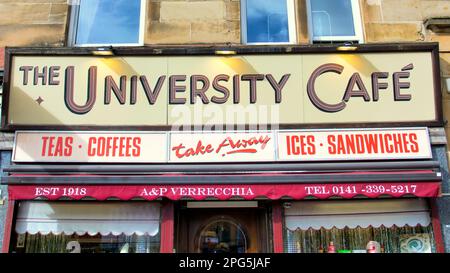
[36,96,44,105]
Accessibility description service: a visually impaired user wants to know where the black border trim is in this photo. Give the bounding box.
[1,42,444,131]
[1,171,442,185]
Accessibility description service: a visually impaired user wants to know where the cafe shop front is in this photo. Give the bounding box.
[0,43,445,253]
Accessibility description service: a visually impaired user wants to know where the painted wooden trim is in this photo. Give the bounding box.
[4,160,441,173]
[1,200,15,253]
[160,201,174,253]
[0,47,5,69]
[2,171,442,185]
[430,198,445,253]
[272,202,284,253]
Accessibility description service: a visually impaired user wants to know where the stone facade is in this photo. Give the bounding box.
[0,0,448,47]
[0,0,450,253]
[1,0,449,160]
[146,0,240,44]
[362,0,450,46]
[0,0,68,47]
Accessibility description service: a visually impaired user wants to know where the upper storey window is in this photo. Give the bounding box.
[69,0,145,46]
[307,0,364,43]
[241,0,297,44]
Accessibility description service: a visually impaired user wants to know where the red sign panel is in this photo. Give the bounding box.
[8,182,441,201]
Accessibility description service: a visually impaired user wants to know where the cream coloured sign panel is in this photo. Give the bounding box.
[169,131,274,162]
[6,52,437,127]
[277,128,432,161]
[12,128,431,163]
[13,131,168,163]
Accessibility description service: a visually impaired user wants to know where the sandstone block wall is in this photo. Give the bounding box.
[0,0,68,47]
[146,0,240,44]
[0,0,448,48]
[361,0,450,49]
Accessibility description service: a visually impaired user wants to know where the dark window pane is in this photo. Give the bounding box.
[76,0,141,45]
[311,0,356,37]
[246,0,290,43]
[199,220,247,253]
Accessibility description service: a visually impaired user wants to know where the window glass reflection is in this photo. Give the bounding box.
[199,220,247,253]
[76,0,141,45]
[311,0,355,37]
[246,0,290,43]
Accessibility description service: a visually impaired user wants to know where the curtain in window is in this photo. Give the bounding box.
[19,233,160,253]
[13,201,161,253]
[284,199,436,253]
[284,225,435,253]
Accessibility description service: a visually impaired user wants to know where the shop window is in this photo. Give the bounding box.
[11,201,161,253]
[68,0,146,46]
[284,199,436,253]
[306,0,364,43]
[241,0,297,44]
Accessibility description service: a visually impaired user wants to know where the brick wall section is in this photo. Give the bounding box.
[0,0,68,48]
[146,0,240,44]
